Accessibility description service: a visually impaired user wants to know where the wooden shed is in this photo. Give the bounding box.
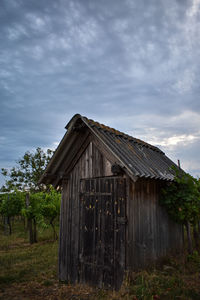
[40,114,183,289]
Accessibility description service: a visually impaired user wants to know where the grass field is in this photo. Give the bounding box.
[0,220,200,299]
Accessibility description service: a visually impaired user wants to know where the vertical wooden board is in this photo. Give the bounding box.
[93,179,99,284]
[155,181,160,259]
[139,183,145,267]
[145,180,154,264]
[114,178,126,290]
[128,180,135,268]
[70,168,75,282]
[151,180,157,261]
[67,173,73,282]
[136,181,141,269]
[140,179,146,267]
[100,178,105,286]
[59,180,68,281]
[125,176,130,270]
[154,181,160,259]
[99,147,103,177]
[103,179,113,288]
[147,180,154,261]
[64,181,70,279]
[127,179,135,269]
[89,142,93,178]
[135,179,141,269]
[154,180,160,259]
[59,185,64,280]
[62,176,70,282]
[69,168,78,283]
[85,146,89,178]
[157,181,171,257]
[135,180,140,267]
[72,165,80,283]
[77,162,82,282]
[146,180,152,261]
[95,143,98,177]
[92,141,97,177]
[82,150,86,178]
[158,181,163,257]
[99,148,104,177]
[96,185,101,284]
[90,179,96,281]
[98,178,103,287]
[96,177,101,272]
[79,179,84,282]
[104,157,112,176]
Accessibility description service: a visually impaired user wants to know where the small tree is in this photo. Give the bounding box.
[1,147,53,192]
[161,167,200,254]
[40,188,61,240]
[21,188,61,242]
[21,192,42,243]
[32,188,61,240]
[0,191,25,234]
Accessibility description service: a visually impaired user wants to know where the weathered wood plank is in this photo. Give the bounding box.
[59,179,68,281]
[127,178,183,271]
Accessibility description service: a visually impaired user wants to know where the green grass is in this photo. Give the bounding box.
[0,220,200,299]
[0,221,58,287]
[122,270,200,299]
[0,241,58,284]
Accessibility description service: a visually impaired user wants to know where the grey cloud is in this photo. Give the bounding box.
[0,0,200,186]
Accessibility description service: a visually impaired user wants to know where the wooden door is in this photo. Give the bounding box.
[79,177,126,290]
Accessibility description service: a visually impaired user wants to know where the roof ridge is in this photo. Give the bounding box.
[82,116,164,154]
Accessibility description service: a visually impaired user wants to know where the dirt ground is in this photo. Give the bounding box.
[0,281,103,300]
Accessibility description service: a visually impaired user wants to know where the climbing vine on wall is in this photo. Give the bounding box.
[161,167,200,253]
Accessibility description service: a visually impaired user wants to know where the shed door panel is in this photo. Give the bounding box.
[79,177,126,289]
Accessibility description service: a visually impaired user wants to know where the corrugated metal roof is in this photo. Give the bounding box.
[81,116,177,181]
[40,114,179,184]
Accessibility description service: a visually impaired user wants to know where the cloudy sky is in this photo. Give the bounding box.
[0,0,200,186]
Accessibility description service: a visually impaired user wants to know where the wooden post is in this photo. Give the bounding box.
[177,160,186,248]
[4,216,9,236]
[198,221,200,240]
[4,194,11,235]
[33,218,37,243]
[26,193,34,244]
[193,224,200,252]
[178,159,181,169]
[186,222,193,254]
[8,217,12,235]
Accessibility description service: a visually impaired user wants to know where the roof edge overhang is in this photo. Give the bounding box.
[65,113,82,130]
[39,114,84,185]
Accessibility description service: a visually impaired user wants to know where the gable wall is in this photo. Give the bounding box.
[59,140,113,282]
